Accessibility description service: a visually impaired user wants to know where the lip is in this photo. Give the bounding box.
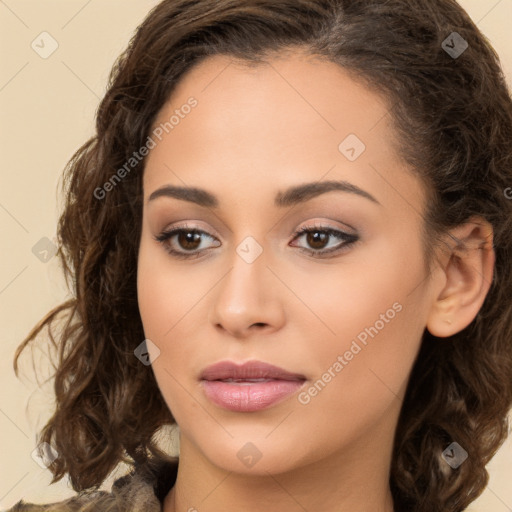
[200,360,306,381]
[200,360,306,412]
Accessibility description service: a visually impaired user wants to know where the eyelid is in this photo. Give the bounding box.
[158,220,221,238]
[154,224,220,260]
[289,223,358,255]
[294,220,356,236]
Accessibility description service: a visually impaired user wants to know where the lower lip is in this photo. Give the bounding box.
[201,379,305,412]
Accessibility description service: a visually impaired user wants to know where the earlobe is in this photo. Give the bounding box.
[426,217,495,338]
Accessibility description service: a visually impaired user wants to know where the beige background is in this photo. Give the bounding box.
[1,0,511,510]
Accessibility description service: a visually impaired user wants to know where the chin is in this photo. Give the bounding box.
[188,431,316,476]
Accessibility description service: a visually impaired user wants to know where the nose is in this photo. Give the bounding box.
[208,241,286,339]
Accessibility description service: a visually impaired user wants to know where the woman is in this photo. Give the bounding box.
[8,0,512,511]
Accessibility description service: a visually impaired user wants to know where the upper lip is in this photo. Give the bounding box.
[200,360,306,381]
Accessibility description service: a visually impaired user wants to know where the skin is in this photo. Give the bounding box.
[137,50,494,512]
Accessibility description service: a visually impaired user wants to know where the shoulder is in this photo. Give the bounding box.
[3,457,179,512]
[2,490,116,511]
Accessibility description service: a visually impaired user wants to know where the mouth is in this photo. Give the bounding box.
[200,360,307,412]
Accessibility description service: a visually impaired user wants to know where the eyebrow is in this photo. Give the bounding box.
[147,180,381,208]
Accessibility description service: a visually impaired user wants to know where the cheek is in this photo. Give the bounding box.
[136,238,215,391]
[137,236,210,340]
[281,234,425,353]
[290,286,424,456]
[136,243,200,415]
[290,237,427,412]
[295,308,423,453]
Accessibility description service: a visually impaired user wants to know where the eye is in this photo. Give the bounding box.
[289,224,359,258]
[154,224,221,259]
[154,222,359,260]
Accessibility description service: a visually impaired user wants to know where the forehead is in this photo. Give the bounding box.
[151,51,394,148]
[143,51,424,216]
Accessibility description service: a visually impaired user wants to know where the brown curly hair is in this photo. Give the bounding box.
[13,1,512,511]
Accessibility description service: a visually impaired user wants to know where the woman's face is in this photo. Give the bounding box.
[137,51,438,475]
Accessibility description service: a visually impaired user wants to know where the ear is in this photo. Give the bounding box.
[426,217,495,338]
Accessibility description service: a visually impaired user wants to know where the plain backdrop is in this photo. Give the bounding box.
[1,0,511,510]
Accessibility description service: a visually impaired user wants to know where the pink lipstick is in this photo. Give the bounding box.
[200,360,306,412]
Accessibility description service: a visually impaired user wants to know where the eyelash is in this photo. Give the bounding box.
[154,223,359,260]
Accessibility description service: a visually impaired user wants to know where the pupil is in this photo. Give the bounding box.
[179,231,200,250]
[308,231,328,249]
